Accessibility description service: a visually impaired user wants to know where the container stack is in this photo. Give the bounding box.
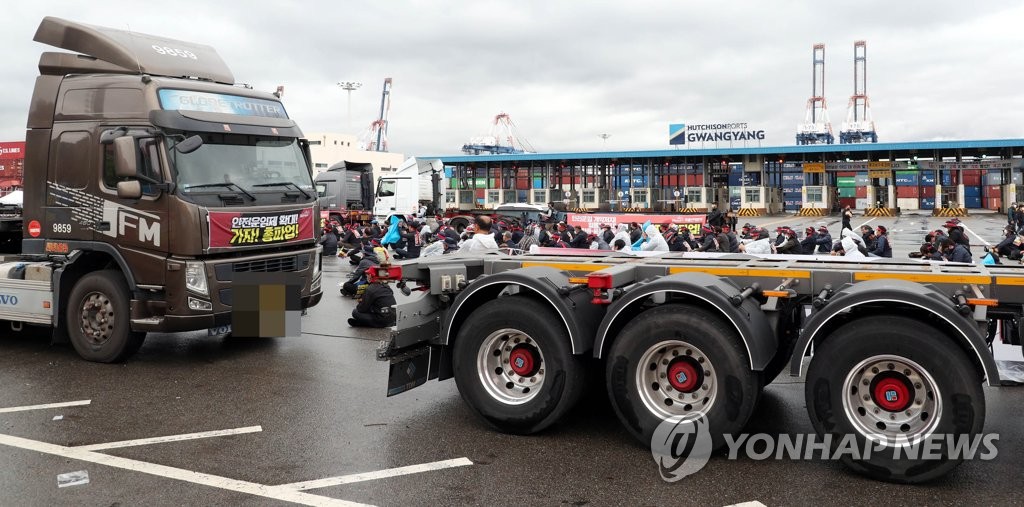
[782,168,803,211]
[895,171,919,210]
[920,170,936,209]
[836,171,857,210]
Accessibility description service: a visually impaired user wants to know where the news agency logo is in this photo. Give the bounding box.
[650,415,712,482]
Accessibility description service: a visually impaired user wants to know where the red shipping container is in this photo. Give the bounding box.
[686,174,704,186]
[475,189,485,200]
[986,185,1002,198]
[516,177,530,190]
[963,173,981,186]
[988,197,1002,210]
[855,186,867,198]
[896,186,919,198]
[839,197,857,209]
[921,186,936,198]
[837,171,857,177]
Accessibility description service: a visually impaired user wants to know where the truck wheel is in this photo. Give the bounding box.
[66,270,145,363]
[805,316,985,483]
[450,218,469,234]
[452,296,586,434]
[605,304,759,450]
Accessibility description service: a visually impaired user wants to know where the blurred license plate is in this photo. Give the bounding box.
[208,324,232,336]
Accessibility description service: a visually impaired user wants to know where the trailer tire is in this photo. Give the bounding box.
[66,270,145,363]
[805,316,985,483]
[449,217,469,234]
[452,296,586,434]
[605,304,759,451]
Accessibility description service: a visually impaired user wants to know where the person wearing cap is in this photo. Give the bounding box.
[773,227,788,247]
[773,228,800,254]
[629,222,643,244]
[939,236,972,263]
[348,275,397,328]
[600,224,615,245]
[394,221,423,260]
[799,226,818,255]
[696,225,719,252]
[319,224,339,257]
[740,228,773,254]
[944,220,971,252]
[706,202,724,229]
[994,225,1022,260]
[342,244,380,297]
[722,225,739,253]
[815,226,833,254]
[867,225,893,257]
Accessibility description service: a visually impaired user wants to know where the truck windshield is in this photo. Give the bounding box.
[172,134,314,196]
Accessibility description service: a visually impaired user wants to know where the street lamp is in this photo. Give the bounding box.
[337,81,362,131]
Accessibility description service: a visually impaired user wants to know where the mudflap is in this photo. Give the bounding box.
[386,345,440,396]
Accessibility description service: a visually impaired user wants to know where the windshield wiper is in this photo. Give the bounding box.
[183,182,256,201]
[252,181,312,199]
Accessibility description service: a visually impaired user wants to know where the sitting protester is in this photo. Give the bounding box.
[939,237,972,264]
[348,279,396,328]
[341,244,379,297]
[867,225,893,258]
[815,226,832,254]
[799,227,818,255]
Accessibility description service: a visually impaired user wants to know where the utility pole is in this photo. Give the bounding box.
[598,133,611,148]
[337,81,362,131]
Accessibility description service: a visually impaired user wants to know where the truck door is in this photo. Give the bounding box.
[375,178,398,217]
[97,136,169,285]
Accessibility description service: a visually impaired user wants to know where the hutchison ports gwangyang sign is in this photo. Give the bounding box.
[669,123,766,146]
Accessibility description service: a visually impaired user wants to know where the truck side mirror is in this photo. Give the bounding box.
[174,135,203,154]
[113,136,138,178]
[117,180,142,199]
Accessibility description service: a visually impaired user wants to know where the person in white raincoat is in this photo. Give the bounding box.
[641,224,669,252]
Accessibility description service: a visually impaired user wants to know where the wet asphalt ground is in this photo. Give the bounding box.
[0,211,1022,506]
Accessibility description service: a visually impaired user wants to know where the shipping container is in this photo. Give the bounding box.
[964,196,982,208]
[836,176,856,187]
[840,197,857,209]
[984,171,1004,186]
[533,178,544,189]
[855,186,867,198]
[894,171,918,186]
[838,187,856,198]
[921,186,936,198]
[781,173,804,183]
[964,186,982,198]
[855,175,869,187]
[516,177,530,190]
[986,185,1002,199]
[963,172,981,186]
[854,198,870,209]
[986,197,1003,210]
[896,186,920,198]
[941,172,953,186]
[920,197,936,210]
[1013,171,1023,186]
[896,198,919,210]
[836,171,857,177]
[920,171,936,186]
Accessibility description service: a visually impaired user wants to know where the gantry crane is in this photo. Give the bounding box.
[796,43,834,145]
[840,41,878,144]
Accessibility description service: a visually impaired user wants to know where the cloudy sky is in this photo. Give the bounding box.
[2,1,1023,157]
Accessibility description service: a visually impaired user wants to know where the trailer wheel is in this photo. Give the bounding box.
[452,296,585,434]
[805,316,985,483]
[605,304,759,450]
[66,270,145,363]
[449,217,469,234]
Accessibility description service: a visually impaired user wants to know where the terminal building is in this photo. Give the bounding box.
[428,138,1024,215]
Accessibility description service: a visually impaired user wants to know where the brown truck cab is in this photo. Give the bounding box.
[13,17,322,361]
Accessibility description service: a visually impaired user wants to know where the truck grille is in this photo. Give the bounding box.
[214,255,304,281]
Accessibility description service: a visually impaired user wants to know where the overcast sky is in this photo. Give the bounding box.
[3,1,1023,157]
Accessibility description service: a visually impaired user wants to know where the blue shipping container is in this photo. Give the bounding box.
[964,196,982,208]
[920,198,935,209]
[964,186,981,197]
[895,172,918,186]
[533,178,544,189]
[782,173,804,182]
[941,173,952,186]
[920,171,936,185]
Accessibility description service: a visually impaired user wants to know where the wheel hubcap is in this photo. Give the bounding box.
[79,291,115,346]
[477,329,545,405]
[842,355,941,446]
[637,340,717,420]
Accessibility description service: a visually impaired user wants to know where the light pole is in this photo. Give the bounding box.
[598,133,611,148]
[337,81,362,131]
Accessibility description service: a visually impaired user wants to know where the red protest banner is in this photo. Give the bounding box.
[209,207,315,248]
[566,213,706,235]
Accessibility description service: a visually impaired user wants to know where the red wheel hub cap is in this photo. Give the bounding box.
[873,377,912,412]
[509,346,537,377]
[667,359,700,393]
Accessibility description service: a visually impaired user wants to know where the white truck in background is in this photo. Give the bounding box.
[374,158,445,221]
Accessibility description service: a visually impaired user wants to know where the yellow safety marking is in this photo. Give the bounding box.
[995,277,1024,286]
[854,272,990,285]
[521,262,606,273]
[567,277,590,284]
[668,267,810,279]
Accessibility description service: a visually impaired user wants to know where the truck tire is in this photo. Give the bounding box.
[605,304,760,450]
[452,296,586,434]
[805,315,985,483]
[449,218,469,234]
[66,270,145,363]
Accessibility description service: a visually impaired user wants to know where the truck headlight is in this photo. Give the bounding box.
[185,261,208,296]
[313,246,322,277]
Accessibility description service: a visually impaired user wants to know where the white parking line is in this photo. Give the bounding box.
[0,399,91,414]
[724,502,766,507]
[75,426,263,451]
[0,432,367,507]
[279,457,474,491]
[958,222,992,247]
